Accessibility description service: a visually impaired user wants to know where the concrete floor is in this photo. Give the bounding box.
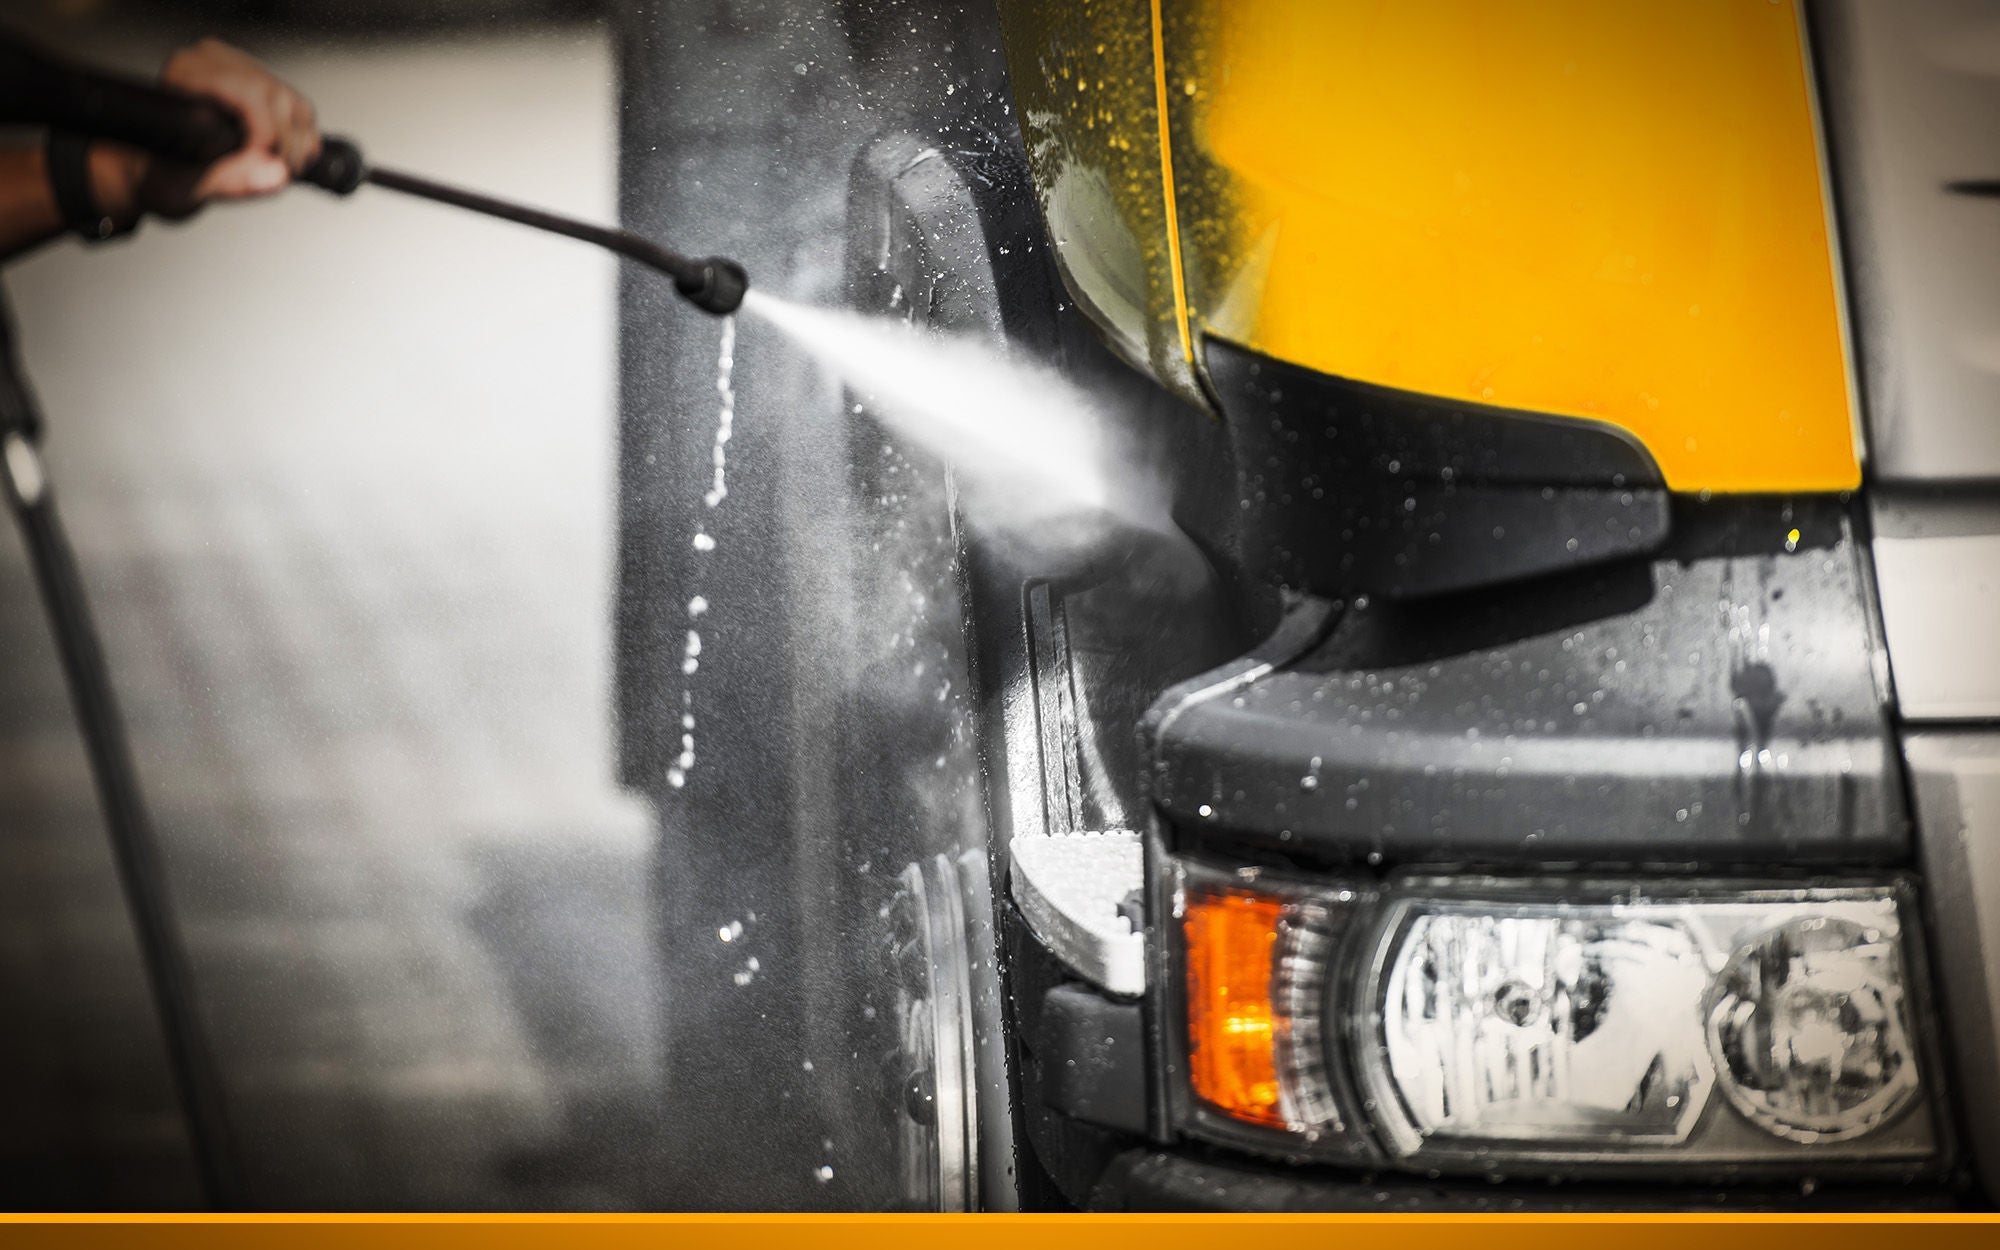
[0,18,663,1209]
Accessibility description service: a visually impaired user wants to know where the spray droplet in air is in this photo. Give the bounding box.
[703,317,737,508]
[666,319,737,789]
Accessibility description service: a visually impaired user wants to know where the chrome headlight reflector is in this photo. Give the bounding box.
[1705,910,1921,1145]
[1368,901,1714,1152]
[1171,866,1941,1176]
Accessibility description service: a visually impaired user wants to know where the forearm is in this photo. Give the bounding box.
[0,145,61,261]
[0,140,144,264]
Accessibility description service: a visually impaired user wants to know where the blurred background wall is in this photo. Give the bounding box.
[0,0,667,1209]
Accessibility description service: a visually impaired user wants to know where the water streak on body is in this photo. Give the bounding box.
[669,315,736,790]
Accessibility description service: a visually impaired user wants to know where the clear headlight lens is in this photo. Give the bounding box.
[1374,906,1711,1149]
[1172,867,1940,1175]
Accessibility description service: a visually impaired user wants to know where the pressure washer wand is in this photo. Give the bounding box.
[303,138,748,315]
[0,34,746,313]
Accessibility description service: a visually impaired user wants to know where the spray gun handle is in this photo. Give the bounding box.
[157,97,364,194]
[143,93,364,194]
[85,83,364,196]
[103,83,364,193]
[0,35,363,195]
[96,82,365,194]
[0,35,241,163]
[68,73,365,193]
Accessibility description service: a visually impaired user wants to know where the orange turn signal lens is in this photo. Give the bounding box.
[1182,885,1286,1128]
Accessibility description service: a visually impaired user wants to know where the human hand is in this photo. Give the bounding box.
[100,38,321,222]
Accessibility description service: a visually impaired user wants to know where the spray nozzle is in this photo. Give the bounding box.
[301,136,366,195]
[675,258,749,317]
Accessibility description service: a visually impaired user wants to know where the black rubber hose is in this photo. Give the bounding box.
[3,466,238,1208]
[1,267,236,1206]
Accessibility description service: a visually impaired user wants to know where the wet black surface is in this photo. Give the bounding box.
[1151,498,1906,864]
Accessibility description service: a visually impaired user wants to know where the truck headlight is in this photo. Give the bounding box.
[1370,901,1713,1151]
[1706,914,1921,1144]
[1172,866,1942,1176]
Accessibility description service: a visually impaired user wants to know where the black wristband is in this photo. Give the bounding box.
[46,132,137,243]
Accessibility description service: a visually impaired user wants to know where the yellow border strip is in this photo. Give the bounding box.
[1149,0,1195,365]
[3,1214,1999,1223]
